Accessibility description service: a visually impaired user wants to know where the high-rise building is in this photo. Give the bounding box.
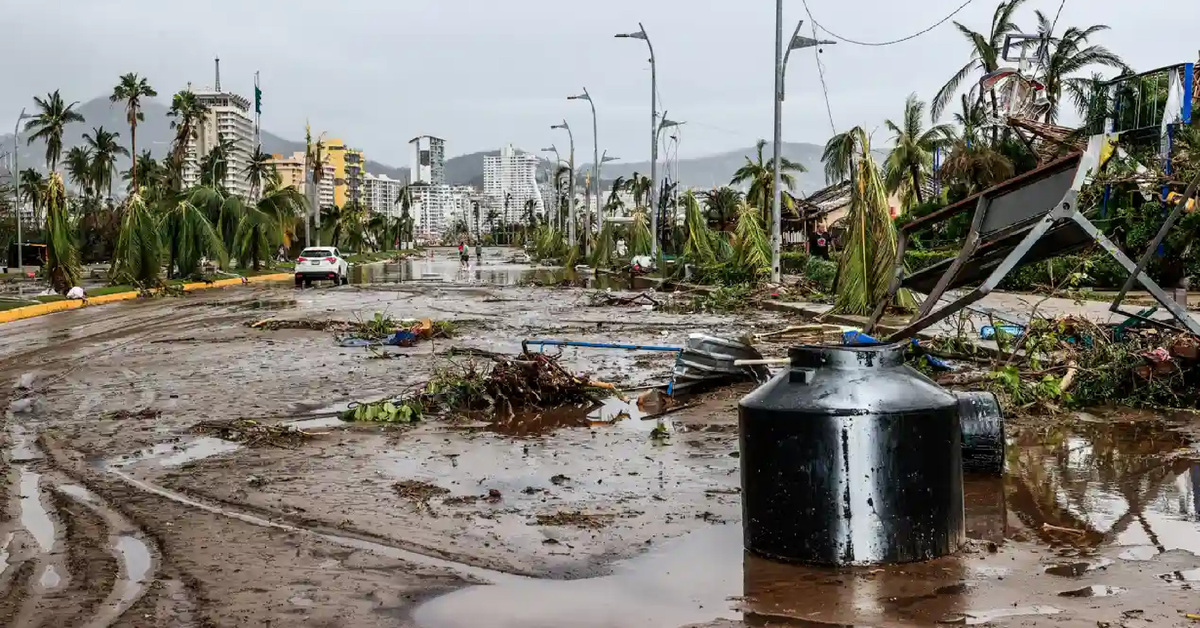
[409,136,446,185]
[268,151,334,209]
[484,145,545,225]
[180,89,255,199]
[325,139,365,207]
[410,184,455,241]
[362,173,405,217]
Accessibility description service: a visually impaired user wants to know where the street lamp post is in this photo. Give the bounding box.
[615,23,659,260]
[567,88,598,257]
[540,146,562,231]
[550,121,575,249]
[772,15,836,283]
[13,109,33,279]
[656,115,683,241]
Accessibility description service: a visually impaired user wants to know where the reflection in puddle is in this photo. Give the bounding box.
[948,605,1063,625]
[1057,585,1125,597]
[1159,567,1200,584]
[489,397,659,437]
[115,535,152,608]
[19,469,56,552]
[1043,558,1113,577]
[39,565,62,589]
[0,532,12,573]
[109,438,242,468]
[285,416,346,431]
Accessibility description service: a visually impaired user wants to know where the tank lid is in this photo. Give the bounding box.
[788,343,906,369]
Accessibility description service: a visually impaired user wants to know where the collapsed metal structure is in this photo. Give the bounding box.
[868,60,1200,340]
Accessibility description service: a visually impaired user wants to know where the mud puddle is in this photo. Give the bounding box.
[351,256,633,290]
[113,535,152,606]
[108,437,242,469]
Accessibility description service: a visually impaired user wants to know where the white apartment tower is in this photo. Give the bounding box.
[362,173,405,218]
[181,60,255,198]
[409,136,446,185]
[483,144,545,224]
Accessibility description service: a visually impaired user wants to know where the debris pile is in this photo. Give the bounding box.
[249,312,457,347]
[190,419,312,448]
[248,318,355,332]
[341,352,609,424]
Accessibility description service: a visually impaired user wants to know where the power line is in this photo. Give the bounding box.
[800,0,979,47]
[812,21,837,135]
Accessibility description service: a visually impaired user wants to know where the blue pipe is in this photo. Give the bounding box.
[522,339,683,353]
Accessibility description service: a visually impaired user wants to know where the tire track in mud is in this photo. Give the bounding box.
[2,424,170,628]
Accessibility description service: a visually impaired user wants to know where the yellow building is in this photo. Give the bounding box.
[325,139,366,208]
[268,152,334,209]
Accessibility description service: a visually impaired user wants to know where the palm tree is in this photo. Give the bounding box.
[701,187,743,232]
[255,184,307,250]
[18,169,45,227]
[64,146,95,197]
[199,137,236,188]
[83,126,129,199]
[244,145,276,198]
[730,139,805,218]
[607,176,626,213]
[24,90,86,172]
[110,73,157,194]
[941,137,1016,195]
[123,150,163,194]
[234,203,282,271]
[623,172,652,209]
[824,127,909,315]
[931,0,1031,122]
[883,94,954,207]
[187,184,243,254]
[1029,13,1127,123]
[167,90,210,183]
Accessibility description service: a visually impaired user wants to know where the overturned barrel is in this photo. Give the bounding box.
[739,343,965,566]
[956,391,1006,475]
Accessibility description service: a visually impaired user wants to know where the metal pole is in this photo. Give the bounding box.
[588,90,598,254]
[13,109,24,278]
[645,24,659,261]
[771,0,785,284]
[567,130,576,248]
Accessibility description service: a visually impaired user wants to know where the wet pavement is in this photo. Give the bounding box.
[0,248,1198,627]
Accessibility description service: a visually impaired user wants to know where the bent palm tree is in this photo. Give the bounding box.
[244,145,276,198]
[160,198,228,278]
[884,94,954,207]
[701,186,743,232]
[941,137,1015,195]
[25,90,86,172]
[83,126,129,199]
[931,0,1030,122]
[110,73,157,194]
[44,173,81,293]
[827,127,909,315]
[110,193,162,286]
[730,139,804,219]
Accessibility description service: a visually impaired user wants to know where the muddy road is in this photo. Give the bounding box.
[2,250,1199,627]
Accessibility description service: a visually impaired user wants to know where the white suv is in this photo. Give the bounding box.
[294,247,349,287]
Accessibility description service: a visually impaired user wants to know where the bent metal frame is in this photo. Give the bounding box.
[866,134,1200,341]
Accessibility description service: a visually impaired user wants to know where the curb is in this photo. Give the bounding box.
[0,272,294,325]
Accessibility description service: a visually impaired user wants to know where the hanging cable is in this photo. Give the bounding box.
[800,0,978,47]
[811,21,838,135]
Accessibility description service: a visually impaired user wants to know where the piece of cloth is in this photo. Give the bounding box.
[66,286,86,300]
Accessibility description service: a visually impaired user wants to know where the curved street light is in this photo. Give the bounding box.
[615,23,660,259]
[567,88,599,252]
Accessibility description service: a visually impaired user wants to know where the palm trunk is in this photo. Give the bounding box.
[909,164,925,204]
[130,120,138,194]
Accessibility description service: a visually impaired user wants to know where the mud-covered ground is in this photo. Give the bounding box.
[2,249,1199,627]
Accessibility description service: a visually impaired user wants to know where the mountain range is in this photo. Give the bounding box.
[0,95,874,196]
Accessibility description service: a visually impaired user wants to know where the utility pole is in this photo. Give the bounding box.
[568,88,599,255]
[13,109,31,282]
[772,15,835,283]
[551,121,575,249]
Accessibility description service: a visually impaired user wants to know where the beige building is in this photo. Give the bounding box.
[180,89,255,199]
[268,151,334,210]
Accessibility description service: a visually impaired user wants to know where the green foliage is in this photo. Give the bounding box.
[680,191,720,266]
[340,399,422,424]
[590,221,617,268]
[780,251,809,274]
[160,198,228,278]
[628,210,652,257]
[689,285,753,313]
[110,193,162,286]
[234,206,280,271]
[804,256,838,293]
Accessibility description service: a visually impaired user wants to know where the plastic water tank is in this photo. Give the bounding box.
[738,343,965,565]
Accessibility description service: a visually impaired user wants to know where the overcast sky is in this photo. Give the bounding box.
[3,0,1198,167]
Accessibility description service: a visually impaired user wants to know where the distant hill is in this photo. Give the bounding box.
[596,142,887,197]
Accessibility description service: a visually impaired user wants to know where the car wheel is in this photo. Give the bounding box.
[340,272,349,285]
[303,278,312,288]
[295,278,303,288]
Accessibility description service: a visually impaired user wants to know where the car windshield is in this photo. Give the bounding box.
[300,249,333,258]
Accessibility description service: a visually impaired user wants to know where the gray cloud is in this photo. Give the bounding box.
[2,0,1197,166]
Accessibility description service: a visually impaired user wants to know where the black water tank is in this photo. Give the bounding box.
[739,343,965,566]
